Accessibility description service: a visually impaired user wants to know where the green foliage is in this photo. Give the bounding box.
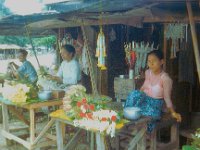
[0,36,29,47]
[0,35,56,48]
[191,128,200,149]
[33,36,56,47]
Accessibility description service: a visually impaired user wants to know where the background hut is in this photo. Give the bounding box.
[0,44,22,60]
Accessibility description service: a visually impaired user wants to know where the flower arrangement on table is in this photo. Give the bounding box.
[72,97,119,137]
[1,80,38,103]
[2,83,30,103]
[62,85,120,137]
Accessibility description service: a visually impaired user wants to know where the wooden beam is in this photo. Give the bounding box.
[186,1,200,83]
[146,0,197,2]
[8,106,30,126]
[143,16,200,23]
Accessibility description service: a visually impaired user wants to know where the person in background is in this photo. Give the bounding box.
[9,49,38,84]
[49,44,81,85]
[125,50,181,132]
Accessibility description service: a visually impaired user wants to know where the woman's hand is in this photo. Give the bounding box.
[46,75,62,84]
[171,112,182,122]
[168,108,182,122]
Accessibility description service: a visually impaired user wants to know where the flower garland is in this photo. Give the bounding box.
[62,84,120,137]
[73,98,119,137]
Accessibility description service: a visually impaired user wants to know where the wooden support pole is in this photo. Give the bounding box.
[186,1,200,83]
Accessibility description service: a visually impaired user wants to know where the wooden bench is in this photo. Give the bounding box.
[117,113,179,150]
[149,113,179,150]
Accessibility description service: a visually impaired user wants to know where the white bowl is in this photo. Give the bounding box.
[123,107,141,120]
[38,90,52,101]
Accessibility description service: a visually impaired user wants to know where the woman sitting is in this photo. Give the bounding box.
[48,44,81,85]
[125,50,181,132]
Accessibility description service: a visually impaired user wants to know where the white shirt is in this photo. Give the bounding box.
[57,59,81,85]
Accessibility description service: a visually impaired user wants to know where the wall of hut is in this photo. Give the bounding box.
[55,24,200,129]
[105,23,200,129]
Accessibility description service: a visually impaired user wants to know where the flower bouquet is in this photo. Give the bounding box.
[72,97,120,137]
[62,85,120,137]
[2,83,30,103]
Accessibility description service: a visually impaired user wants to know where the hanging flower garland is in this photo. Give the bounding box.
[96,27,107,70]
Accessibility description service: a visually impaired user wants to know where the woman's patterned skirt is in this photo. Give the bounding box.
[125,90,164,132]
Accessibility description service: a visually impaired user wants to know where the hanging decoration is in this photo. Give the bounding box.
[61,33,74,46]
[96,27,107,70]
[165,23,188,59]
[124,41,155,78]
[109,28,116,42]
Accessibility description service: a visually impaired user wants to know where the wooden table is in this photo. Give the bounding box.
[0,96,62,150]
[50,109,150,150]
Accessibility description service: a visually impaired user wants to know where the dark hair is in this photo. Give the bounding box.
[18,49,28,56]
[148,50,163,60]
[61,44,76,57]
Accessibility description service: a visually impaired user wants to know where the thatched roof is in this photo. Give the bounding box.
[0,0,199,35]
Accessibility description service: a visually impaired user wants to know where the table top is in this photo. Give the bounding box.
[0,96,62,109]
[50,109,150,132]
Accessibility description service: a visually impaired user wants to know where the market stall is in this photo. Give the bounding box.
[0,80,63,149]
[0,96,62,149]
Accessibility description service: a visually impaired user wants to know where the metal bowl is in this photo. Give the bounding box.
[38,90,52,101]
[123,107,141,120]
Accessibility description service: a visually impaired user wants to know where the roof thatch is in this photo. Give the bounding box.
[0,0,199,35]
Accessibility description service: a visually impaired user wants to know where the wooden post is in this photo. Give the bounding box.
[56,121,64,150]
[30,109,35,144]
[163,24,167,71]
[2,103,9,145]
[186,1,200,83]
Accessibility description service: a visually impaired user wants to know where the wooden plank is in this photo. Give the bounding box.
[64,128,82,150]
[170,124,179,149]
[30,109,35,144]
[90,132,95,150]
[143,16,200,23]
[8,106,30,125]
[2,103,9,145]
[33,118,55,144]
[128,128,146,150]
[96,132,105,150]
[22,100,62,109]
[31,140,57,149]
[1,130,31,149]
[186,1,200,83]
[56,121,64,150]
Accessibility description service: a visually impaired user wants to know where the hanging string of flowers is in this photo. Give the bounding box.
[124,41,154,77]
[96,27,107,70]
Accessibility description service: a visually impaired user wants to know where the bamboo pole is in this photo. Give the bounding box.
[25,24,41,68]
[186,1,200,83]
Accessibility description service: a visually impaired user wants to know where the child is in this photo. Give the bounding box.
[9,49,38,84]
[125,50,181,132]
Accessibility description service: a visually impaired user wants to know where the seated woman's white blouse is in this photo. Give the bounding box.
[57,59,81,85]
